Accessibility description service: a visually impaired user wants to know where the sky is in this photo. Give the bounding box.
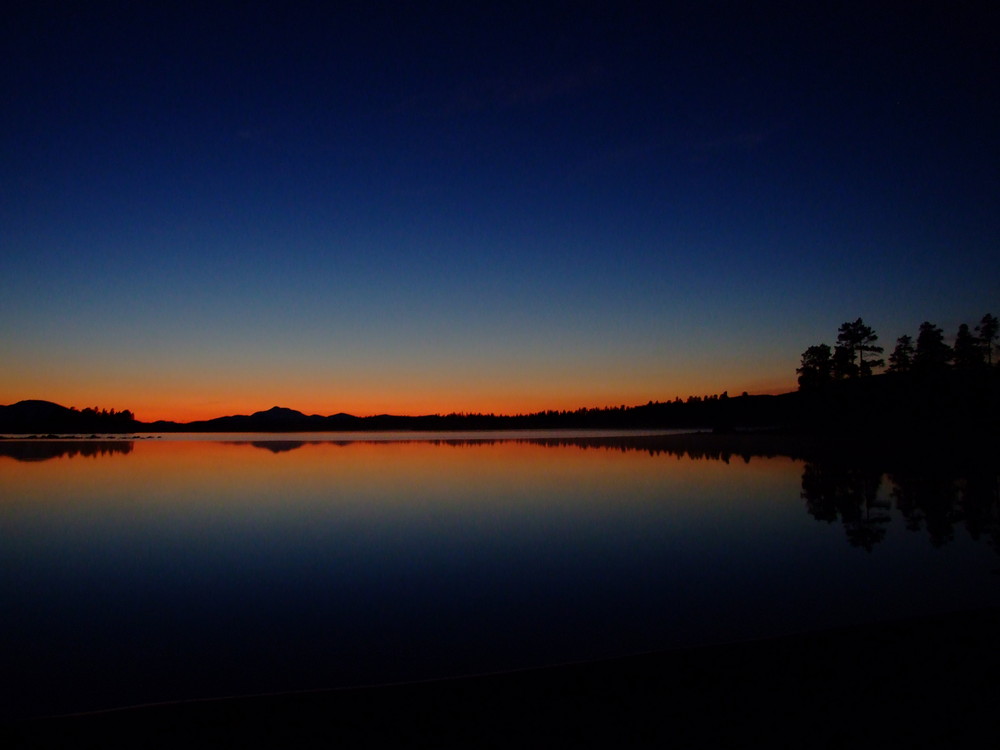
[2,1,997,421]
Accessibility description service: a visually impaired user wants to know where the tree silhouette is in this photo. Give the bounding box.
[953,323,984,371]
[797,344,832,389]
[832,344,858,379]
[835,318,884,376]
[976,313,998,366]
[887,334,914,373]
[913,321,953,372]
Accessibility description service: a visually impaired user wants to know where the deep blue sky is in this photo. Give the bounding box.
[2,2,997,419]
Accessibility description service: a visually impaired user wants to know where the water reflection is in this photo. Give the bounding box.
[3,433,998,557]
[229,434,999,555]
[797,455,999,555]
[0,439,134,461]
[2,432,998,720]
[800,463,892,551]
[248,440,307,453]
[890,467,1000,550]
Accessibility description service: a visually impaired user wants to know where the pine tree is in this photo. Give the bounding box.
[797,344,832,389]
[887,334,914,373]
[835,318,884,376]
[975,313,998,366]
[953,323,984,370]
[913,321,952,371]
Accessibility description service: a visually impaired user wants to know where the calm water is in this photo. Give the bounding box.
[2,433,998,719]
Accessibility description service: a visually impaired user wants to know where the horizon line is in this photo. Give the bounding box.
[3,388,787,425]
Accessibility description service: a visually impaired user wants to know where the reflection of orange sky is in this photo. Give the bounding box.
[1,439,803,517]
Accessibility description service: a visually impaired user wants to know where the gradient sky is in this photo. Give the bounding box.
[2,2,997,421]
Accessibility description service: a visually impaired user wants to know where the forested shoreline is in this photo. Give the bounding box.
[3,313,997,435]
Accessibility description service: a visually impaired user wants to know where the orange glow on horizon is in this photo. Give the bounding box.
[0,368,798,423]
[96,386,795,424]
[1,383,799,424]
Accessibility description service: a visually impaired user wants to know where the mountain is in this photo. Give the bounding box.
[0,400,139,434]
[0,401,366,434]
[169,406,362,433]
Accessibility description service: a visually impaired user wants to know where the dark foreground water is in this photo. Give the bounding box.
[2,433,997,720]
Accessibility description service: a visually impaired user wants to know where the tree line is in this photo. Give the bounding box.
[71,405,136,422]
[797,313,998,389]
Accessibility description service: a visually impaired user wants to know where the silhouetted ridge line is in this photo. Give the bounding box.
[0,401,138,434]
[3,356,999,437]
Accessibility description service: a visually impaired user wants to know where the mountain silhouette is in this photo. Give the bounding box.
[0,395,787,434]
[177,407,336,432]
[0,400,137,434]
[4,372,999,434]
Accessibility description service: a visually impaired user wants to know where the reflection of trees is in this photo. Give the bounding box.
[890,470,1000,550]
[960,474,1000,546]
[238,434,772,463]
[0,440,135,462]
[889,474,960,547]
[801,456,1000,555]
[800,463,890,551]
[209,433,1000,558]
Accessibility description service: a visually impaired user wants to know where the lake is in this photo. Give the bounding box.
[2,432,998,720]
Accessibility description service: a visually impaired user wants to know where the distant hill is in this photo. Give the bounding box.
[0,400,139,434]
[4,371,998,435]
[106,395,797,433]
[178,406,360,432]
